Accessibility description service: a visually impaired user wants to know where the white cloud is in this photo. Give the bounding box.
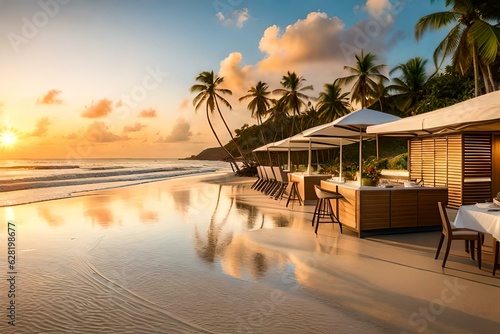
[156,117,192,143]
[216,8,250,28]
[219,52,253,94]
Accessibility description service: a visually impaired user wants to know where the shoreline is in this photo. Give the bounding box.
[0,170,231,208]
[1,173,499,333]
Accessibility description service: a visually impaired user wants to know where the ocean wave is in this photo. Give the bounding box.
[0,166,190,185]
[0,168,216,192]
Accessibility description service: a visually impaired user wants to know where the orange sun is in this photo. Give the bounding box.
[0,130,17,147]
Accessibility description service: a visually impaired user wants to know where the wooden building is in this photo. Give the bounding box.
[367,91,500,209]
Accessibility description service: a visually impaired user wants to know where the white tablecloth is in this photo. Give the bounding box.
[454,204,500,240]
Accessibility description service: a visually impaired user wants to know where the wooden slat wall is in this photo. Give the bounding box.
[409,139,422,182]
[462,134,492,204]
[409,134,494,208]
[434,137,448,187]
[447,135,463,208]
[492,134,500,198]
[422,138,435,186]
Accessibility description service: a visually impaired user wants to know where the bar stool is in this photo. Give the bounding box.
[312,185,343,234]
[286,179,302,208]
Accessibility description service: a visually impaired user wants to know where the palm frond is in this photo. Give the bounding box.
[468,20,500,64]
[415,11,460,40]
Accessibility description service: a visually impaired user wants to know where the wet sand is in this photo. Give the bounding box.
[0,172,499,333]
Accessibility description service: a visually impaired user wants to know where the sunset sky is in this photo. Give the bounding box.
[0,0,447,159]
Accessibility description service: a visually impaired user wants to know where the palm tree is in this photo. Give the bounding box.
[190,71,247,170]
[272,71,313,134]
[368,79,391,113]
[316,82,352,122]
[337,50,389,108]
[239,81,272,144]
[415,0,500,96]
[387,57,430,116]
[301,102,321,130]
[267,98,289,140]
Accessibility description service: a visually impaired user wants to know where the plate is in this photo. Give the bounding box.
[476,202,496,209]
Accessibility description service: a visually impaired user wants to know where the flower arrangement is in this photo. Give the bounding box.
[361,165,381,186]
[362,166,380,180]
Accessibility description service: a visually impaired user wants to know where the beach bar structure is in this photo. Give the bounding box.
[253,133,357,202]
[320,181,448,237]
[368,91,500,209]
[312,93,500,237]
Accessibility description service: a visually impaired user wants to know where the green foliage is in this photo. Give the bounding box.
[388,153,408,170]
[416,66,474,113]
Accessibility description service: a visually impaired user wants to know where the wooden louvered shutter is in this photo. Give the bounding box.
[447,134,463,208]
[462,134,492,204]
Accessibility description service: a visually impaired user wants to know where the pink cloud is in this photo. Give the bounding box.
[81,99,113,118]
[123,123,147,133]
[139,108,157,118]
[84,122,124,142]
[37,89,63,105]
[30,117,51,136]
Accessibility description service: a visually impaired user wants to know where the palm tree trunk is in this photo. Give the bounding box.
[472,45,480,97]
[480,62,491,93]
[487,64,496,92]
[206,105,240,171]
[214,99,249,167]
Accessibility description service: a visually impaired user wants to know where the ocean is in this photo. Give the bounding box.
[0,158,233,207]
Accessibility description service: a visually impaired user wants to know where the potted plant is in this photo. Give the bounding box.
[361,166,380,186]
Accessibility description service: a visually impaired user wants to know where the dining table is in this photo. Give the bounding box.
[454,204,500,239]
[454,203,500,274]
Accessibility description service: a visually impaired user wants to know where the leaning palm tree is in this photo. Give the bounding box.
[190,71,247,170]
[387,57,430,116]
[337,50,389,108]
[415,0,500,96]
[272,71,313,134]
[239,81,272,144]
[316,82,352,123]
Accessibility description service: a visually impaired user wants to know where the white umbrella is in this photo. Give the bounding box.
[367,91,500,136]
[253,133,356,173]
[303,109,401,185]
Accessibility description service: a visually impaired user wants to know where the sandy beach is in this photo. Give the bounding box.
[1,172,499,333]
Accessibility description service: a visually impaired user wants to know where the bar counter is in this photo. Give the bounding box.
[289,173,332,202]
[320,180,448,237]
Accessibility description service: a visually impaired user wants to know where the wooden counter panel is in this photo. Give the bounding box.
[391,191,418,228]
[320,181,447,236]
[417,189,448,226]
[337,187,357,229]
[359,191,390,230]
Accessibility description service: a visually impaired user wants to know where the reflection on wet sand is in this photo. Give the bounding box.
[171,188,192,213]
[83,195,115,228]
[194,185,234,265]
[139,210,159,223]
[221,235,289,281]
[37,207,64,227]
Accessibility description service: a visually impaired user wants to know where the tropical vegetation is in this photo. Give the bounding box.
[190,0,499,175]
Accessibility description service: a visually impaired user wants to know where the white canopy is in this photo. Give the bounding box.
[367,91,500,136]
[252,132,356,152]
[304,108,401,137]
[253,132,357,174]
[303,109,401,184]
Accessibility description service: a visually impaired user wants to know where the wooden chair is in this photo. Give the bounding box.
[435,202,482,269]
[493,238,499,276]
